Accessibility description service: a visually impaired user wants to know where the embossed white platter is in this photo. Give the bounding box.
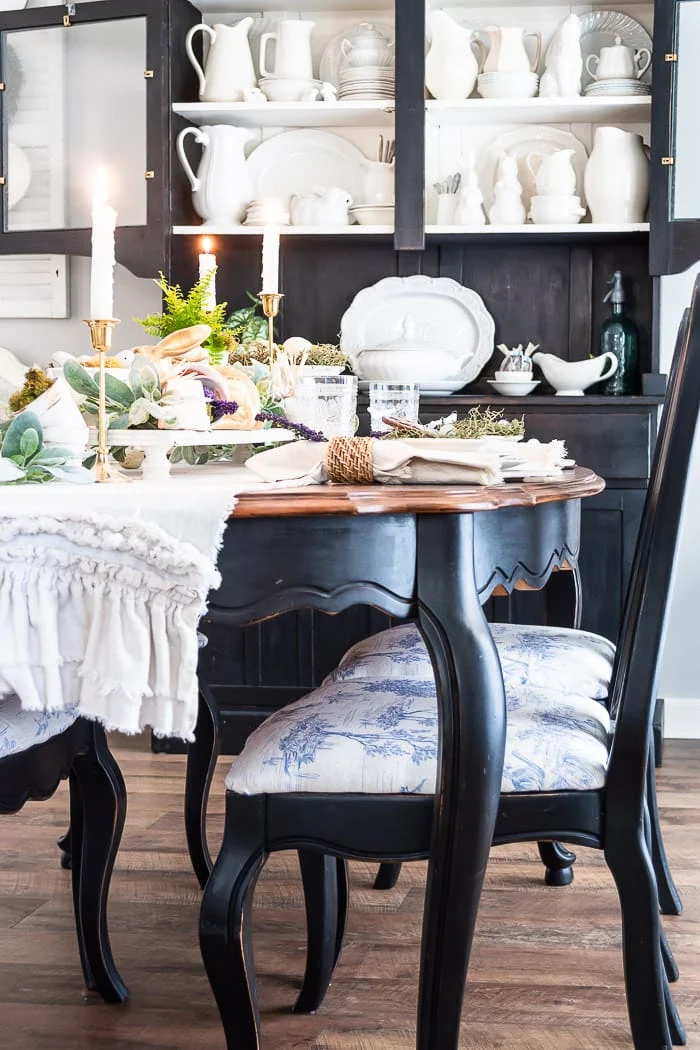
[341,275,495,390]
[480,126,588,210]
[245,130,366,202]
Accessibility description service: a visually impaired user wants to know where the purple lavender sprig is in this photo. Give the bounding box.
[255,411,326,442]
[210,400,239,422]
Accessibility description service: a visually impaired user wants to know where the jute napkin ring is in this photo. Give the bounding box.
[326,437,374,484]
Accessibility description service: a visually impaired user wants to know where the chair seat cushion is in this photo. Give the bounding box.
[0,695,79,759]
[226,678,611,797]
[326,623,615,701]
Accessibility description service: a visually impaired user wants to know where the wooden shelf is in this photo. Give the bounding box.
[426,223,650,238]
[173,224,393,236]
[427,96,651,127]
[173,100,394,129]
[191,0,393,10]
[417,395,665,407]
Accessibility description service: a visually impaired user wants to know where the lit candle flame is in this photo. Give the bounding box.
[93,164,109,208]
[202,236,213,255]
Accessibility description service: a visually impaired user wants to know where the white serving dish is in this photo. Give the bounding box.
[341,275,495,388]
[245,129,366,204]
[529,195,586,225]
[487,379,540,396]
[477,72,538,99]
[259,77,322,102]
[350,205,394,225]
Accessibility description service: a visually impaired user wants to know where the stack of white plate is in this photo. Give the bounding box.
[338,66,395,100]
[583,77,650,97]
[244,198,290,226]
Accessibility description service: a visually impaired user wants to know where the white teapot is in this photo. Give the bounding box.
[586,36,651,81]
[290,188,353,227]
[341,23,394,69]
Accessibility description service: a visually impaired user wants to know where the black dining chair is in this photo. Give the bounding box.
[1,696,127,1003]
[199,282,699,1048]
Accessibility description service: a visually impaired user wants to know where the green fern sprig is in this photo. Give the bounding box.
[136,271,228,340]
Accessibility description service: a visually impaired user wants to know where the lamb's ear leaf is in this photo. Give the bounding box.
[2,412,43,460]
[63,359,99,398]
[104,373,135,407]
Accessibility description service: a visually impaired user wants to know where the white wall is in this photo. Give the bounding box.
[0,257,160,366]
[657,263,700,734]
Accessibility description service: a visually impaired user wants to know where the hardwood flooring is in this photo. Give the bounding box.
[1,740,699,1050]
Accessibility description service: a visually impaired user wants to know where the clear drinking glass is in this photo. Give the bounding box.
[296,375,359,438]
[369,383,420,434]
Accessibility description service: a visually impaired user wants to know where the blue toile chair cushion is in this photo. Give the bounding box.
[0,694,79,760]
[226,678,611,797]
[325,623,615,702]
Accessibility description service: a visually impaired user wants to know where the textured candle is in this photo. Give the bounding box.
[89,166,117,320]
[261,226,280,293]
[198,236,217,312]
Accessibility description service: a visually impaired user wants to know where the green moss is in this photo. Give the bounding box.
[8,368,52,413]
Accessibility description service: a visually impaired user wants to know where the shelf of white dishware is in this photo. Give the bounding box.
[173,224,394,236]
[426,96,651,127]
[426,222,650,238]
[191,0,392,9]
[173,100,395,129]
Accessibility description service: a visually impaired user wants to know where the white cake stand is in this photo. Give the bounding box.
[101,428,294,482]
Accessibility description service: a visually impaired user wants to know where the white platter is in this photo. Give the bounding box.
[342,276,495,388]
[245,130,367,204]
[579,10,653,90]
[319,22,394,91]
[480,126,588,210]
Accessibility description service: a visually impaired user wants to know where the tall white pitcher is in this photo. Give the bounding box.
[259,20,315,80]
[177,125,253,225]
[186,19,256,102]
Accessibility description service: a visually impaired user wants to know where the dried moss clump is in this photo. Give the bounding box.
[228,340,272,367]
[307,344,349,368]
[385,407,525,441]
[9,368,52,413]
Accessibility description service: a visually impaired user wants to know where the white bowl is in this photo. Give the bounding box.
[494,370,534,382]
[477,72,539,99]
[350,205,395,226]
[529,195,585,225]
[259,77,322,102]
[487,379,540,396]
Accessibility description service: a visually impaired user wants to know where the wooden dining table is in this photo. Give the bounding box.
[201,466,605,1050]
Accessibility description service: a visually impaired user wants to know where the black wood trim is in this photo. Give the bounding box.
[394,0,425,251]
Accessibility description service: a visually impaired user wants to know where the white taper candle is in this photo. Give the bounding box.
[261,225,280,294]
[89,166,117,320]
[198,236,217,312]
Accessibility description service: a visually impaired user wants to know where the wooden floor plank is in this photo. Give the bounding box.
[1,741,698,1049]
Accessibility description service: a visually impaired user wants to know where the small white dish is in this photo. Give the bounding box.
[350,205,394,226]
[494,370,534,382]
[259,77,322,102]
[529,194,586,225]
[477,71,539,99]
[487,379,540,396]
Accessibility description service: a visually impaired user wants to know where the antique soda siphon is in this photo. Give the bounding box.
[600,270,640,395]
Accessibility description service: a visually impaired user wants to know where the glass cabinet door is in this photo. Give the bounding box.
[650,0,700,274]
[0,0,174,277]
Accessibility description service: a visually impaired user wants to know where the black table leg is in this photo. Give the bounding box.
[416,514,506,1050]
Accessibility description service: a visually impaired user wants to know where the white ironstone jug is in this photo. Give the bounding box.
[177,125,253,225]
[186,19,256,102]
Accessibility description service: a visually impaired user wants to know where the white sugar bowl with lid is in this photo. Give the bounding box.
[340,22,394,69]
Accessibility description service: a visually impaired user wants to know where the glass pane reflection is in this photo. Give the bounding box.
[672,1,700,220]
[4,17,147,231]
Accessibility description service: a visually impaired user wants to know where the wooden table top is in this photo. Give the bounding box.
[231,466,605,519]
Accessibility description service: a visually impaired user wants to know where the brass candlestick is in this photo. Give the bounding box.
[259,292,283,367]
[84,318,123,483]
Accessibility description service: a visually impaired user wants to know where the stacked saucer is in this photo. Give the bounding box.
[584,77,650,97]
[339,67,395,100]
[477,71,539,99]
[244,198,290,226]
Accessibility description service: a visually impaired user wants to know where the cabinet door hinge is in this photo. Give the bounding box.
[0,84,5,92]
[0,177,6,186]
[144,70,155,79]
[63,4,75,27]
[665,53,678,62]
[145,170,155,180]
[661,156,675,166]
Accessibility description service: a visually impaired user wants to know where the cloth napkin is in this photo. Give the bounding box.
[0,476,240,740]
[245,438,569,487]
